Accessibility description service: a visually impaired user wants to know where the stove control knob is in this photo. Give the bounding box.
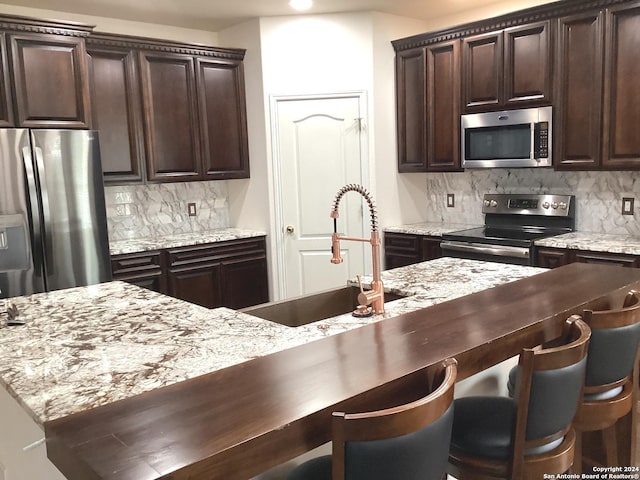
[551,202,558,209]
[559,202,567,210]
[542,201,550,209]
[483,200,491,207]
[490,200,498,207]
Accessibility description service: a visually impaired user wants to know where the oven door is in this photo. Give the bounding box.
[440,241,532,266]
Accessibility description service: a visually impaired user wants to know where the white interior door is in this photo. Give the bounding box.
[273,94,367,298]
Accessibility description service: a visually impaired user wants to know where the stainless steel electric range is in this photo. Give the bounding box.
[441,194,575,266]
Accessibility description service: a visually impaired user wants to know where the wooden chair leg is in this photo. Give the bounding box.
[603,425,619,467]
[571,430,583,474]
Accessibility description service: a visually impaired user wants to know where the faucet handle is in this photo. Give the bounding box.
[356,275,365,294]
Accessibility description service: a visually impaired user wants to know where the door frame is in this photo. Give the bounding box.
[269,91,370,300]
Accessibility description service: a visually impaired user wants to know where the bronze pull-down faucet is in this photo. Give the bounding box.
[330,184,384,316]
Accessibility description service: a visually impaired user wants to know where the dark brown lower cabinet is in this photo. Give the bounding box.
[536,247,640,268]
[384,232,442,269]
[110,251,167,294]
[112,237,269,309]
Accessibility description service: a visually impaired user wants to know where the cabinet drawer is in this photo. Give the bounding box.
[111,251,164,275]
[384,233,420,251]
[167,237,266,268]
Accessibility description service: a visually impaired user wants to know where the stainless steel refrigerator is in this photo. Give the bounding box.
[0,129,111,298]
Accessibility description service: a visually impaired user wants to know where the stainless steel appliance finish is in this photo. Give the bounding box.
[0,129,111,298]
[461,106,552,168]
[441,194,575,266]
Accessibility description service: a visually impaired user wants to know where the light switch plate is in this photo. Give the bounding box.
[447,194,455,208]
[188,202,197,216]
[622,197,634,215]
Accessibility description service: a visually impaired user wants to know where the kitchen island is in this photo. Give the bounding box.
[1,258,639,479]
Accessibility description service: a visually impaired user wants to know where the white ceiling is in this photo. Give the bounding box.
[0,0,540,31]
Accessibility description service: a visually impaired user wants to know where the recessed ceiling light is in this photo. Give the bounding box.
[289,0,313,11]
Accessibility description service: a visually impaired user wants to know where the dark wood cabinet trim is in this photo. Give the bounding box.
[0,13,93,37]
[392,0,633,52]
[536,246,640,268]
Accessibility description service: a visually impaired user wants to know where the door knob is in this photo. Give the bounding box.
[285,225,295,234]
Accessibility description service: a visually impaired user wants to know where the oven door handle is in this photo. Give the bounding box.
[440,241,530,259]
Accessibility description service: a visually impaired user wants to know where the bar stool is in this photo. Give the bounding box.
[570,290,640,471]
[447,316,590,480]
[286,358,457,480]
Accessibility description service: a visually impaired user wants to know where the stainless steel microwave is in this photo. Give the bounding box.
[461,106,552,168]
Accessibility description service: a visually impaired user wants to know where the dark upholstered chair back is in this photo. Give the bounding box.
[333,358,457,480]
[583,291,640,389]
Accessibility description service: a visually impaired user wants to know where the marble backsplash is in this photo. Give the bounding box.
[424,169,639,236]
[105,181,230,241]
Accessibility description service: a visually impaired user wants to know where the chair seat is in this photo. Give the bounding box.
[451,396,516,461]
[287,455,331,480]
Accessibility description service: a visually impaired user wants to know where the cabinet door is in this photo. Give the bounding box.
[396,48,427,172]
[221,257,269,309]
[504,21,552,107]
[555,11,604,170]
[139,51,201,182]
[87,46,145,183]
[426,40,461,171]
[0,33,13,127]
[384,233,421,269]
[421,237,442,261]
[196,58,249,179]
[9,33,91,128]
[462,31,503,111]
[602,2,640,169]
[536,248,572,268]
[168,263,223,308]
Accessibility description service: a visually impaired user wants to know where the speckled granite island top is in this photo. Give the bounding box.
[109,228,266,255]
[0,258,543,426]
[535,231,640,255]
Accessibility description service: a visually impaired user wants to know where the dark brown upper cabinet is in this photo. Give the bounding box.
[602,2,640,169]
[395,40,461,172]
[87,43,145,183]
[139,51,202,182]
[196,57,250,179]
[9,32,91,128]
[556,2,640,170]
[0,33,13,127]
[463,21,552,113]
[395,48,426,172]
[554,11,604,170]
[426,40,461,171]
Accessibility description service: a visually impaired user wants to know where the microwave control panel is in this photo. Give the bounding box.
[534,122,549,158]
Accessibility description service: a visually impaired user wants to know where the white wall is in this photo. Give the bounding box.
[0,2,217,44]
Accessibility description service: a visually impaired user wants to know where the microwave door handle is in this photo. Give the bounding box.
[531,122,536,160]
[21,146,44,277]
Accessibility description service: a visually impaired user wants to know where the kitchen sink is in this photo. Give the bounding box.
[241,285,405,327]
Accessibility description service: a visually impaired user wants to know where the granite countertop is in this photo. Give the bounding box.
[534,231,640,255]
[384,221,481,236]
[109,228,267,255]
[0,258,543,426]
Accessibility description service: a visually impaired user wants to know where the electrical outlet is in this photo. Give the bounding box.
[188,202,197,217]
[447,194,455,208]
[622,197,634,216]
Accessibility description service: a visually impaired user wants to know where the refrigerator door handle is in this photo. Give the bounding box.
[21,146,44,277]
[33,146,54,274]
